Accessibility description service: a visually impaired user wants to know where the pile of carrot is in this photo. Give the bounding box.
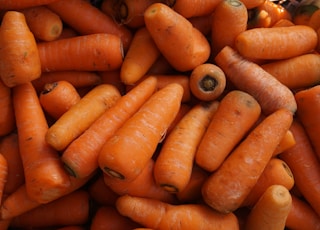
[0,0,320,229]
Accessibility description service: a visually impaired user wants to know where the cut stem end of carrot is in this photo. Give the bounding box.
[161,184,179,193]
[104,167,125,180]
[199,75,218,92]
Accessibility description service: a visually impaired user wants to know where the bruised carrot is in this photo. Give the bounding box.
[172,0,222,18]
[215,46,297,115]
[0,11,41,87]
[116,194,240,230]
[37,33,123,72]
[195,90,261,172]
[144,3,211,72]
[0,0,60,10]
[62,77,157,178]
[202,108,293,213]
[46,84,121,151]
[98,83,184,182]
[0,80,15,136]
[272,130,296,156]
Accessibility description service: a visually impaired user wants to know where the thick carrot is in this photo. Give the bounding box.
[144,3,211,72]
[116,194,240,230]
[272,130,296,156]
[189,63,226,101]
[171,0,222,18]
[153,101,219,193]
[37,33,123,72]
[214,46,297,115]
[0,11,41,87]
[202,108,293,213]
[245,184,292,230]
[234,25,318,60]
[61,77,157,178]
[195,90,261,172]
[98,83,184,182]
[0,80,15,136]
[39,80,81,120]
[0,0,60,10]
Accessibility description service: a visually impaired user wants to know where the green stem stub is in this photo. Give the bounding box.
[104,167,125,180]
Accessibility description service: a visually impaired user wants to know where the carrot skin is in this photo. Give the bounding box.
[172,0,222,18]
[0,0,60,10]
[0,80,15,136]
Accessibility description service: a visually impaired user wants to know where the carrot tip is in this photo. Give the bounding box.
[104,167,125,180]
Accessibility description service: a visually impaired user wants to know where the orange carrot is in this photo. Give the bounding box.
[308,8,320,30]
[0,80,15,136]
[292,4,319,25]
[188,13,213,36]
[57,26,78,40]
[116,194,240,229]
[144,3,211,72]
[214,46,297,115]
[235,25,318,60]
[0,154,8,204]
[98,83,184,182]
[37,33,123,72]
[202,108,293,213]
[195,90,261,172]
[153,101,219,193]
[245,184,292,230]
[240,0,264,9]
[317,27,320,53]
[272,18,295,27]
[39,80,81,120]
[166,103,191,135]
[0,0,60,10]
[61,77,157,178]
[0,11,41,87]
[272,130,296,156]
[189,63,226,101]
[171,0,222,18]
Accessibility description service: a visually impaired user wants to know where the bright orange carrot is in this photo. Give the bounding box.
[0,11,41,87]
[39,80,81,120]
[0,80,15,136]
[214,46,297,115]
[61,77,157,178]
[245,184,292,230]
[116,194,240,229]
[98,83,184,182]
[272,130,296,156]
[195,90,261,172]
[153,101,219,193]
[202,108,293,213]
[144,3,211,72]
[0,0,60,10]
[37,33,123,72]
[171,0,222,18]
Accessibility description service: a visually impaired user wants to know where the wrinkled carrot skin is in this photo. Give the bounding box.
[0,0,59,10]
[0,80,15,136]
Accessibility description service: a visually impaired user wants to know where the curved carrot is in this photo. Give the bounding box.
[202,108,293,213]
[61,77,157,178]
[195,90,261,172]
[172,0,222,18]
[116,194,240,230]
[214,46,297,115]
[0,0,59,10]
[189,63,226,101]
[0,11,41,87]
[46,84,121,151]
[98,83,184,182]
[0,80,15,136]
[144,3,211,72]
[245,184,292,230]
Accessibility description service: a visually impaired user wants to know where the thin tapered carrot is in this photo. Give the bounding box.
[39,81,81,120]
[0,0,60,10]
[98,83,184,182]
[0,11,41,87]
[12,82,71,204]
[61,77,157,178]
[144,3,211,72]
[202,108,293,214]
[46,84,121,151]
[260,53,320,90]
[215,46,297,115]
[47,0,132,50]
[188,13,213,36]
[153,101,219,193]
[0,80,15,136]
[37,33,123,72]
[245,184,292,230]
[116,194,240,230]
[171,0,222,18]
[308,8,320,30]
[120,27,160,85]
[235,25,318,60]
[195,90,261,172]
[189,63,226,101]
[272,130,296,156]
[21,6,63,41]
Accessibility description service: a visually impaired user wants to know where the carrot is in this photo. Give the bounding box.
[272,18,295,27]
[99,70,126,95]
[146,55,175,75]
[189,63,226,101]
[120,27,160,85]
[0,11,41,87]
[272,129,296,156]
[98,83,184,182]
[188,13,213,36]
[240,0,264,9]
[308,8,320,30]
[171,0,222,18]
[0,80,15,136]
[144,3,211,72]
[0,154,8,204]
[202,108,293,214]
[153,101,219,193]
[57,26,79,40]
[244,184,292,230]
[47,0,132,50]
[116,194,240,230]
[195,90,261,172]
[37,33,123,72]
[61,77,157,178]
[293,4,319,25]
[0,0,60,10]
[0,219,11,230]
[317,27,320,53]
[39,81,81,120]
[214,46,297,115]
[21,6,63,41]
[166,103,191,135]
[12,82,71,204]
[234,25,318,60]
